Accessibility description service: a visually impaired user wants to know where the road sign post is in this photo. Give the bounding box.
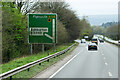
[28,13,57,53]
[42,44,44,53]
[30,44,32,54]
[53,43,55,52]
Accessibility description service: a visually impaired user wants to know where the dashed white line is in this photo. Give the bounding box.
[108,72,113,77]
[102,54,104,56]
[105,62,108,66]
[49,50,83,78]
[104,57,106,60]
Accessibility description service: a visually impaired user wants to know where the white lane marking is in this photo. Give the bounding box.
[108,72,113,77]
[102,54,104,56]
[49,50,83,78]
[104,57,106,60]
[105,62,108,66]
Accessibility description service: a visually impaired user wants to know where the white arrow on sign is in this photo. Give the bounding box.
[45,34,53,40]
[45,19,55,42]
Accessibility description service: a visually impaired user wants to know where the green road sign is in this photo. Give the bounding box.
[28,13,57,44]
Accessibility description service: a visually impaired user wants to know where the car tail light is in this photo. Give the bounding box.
[88,45,90,46]
[95,45,97,47]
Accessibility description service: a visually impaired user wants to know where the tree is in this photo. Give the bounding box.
[105,25,118,40]
[80,17,93,40]
[2,1,93,62]
[92,26,105,35]
[2,2,29,62]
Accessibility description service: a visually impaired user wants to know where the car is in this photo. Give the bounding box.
[91,38,98,45]
[118,40,120,43]
[81,39,86,43]
[88,43,97,50]
[99,39,104,43]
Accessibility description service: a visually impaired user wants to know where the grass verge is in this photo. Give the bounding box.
[1,43,78,80]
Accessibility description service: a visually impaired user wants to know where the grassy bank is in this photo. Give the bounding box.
[1,43,78,79]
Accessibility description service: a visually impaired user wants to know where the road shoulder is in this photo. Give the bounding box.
[33,43,79,78]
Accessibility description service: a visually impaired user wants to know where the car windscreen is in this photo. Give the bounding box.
[81,39,85,41]
[91,39,97,41]
[89,43,96,45]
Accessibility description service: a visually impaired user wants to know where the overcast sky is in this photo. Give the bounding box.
[65,0,119,16]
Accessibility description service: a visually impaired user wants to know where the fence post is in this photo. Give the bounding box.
[39,63,41,65]
[47,51,49,62]
[10,76,12,80]
[54,55,55,58]
[28,68,30,72]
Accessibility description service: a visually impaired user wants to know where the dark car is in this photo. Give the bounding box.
[99,39,104,43]
[91,38,98,45]
[88,43,97,50]
[119,40,120,43]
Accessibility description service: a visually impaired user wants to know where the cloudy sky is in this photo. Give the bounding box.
[65,0,119,16]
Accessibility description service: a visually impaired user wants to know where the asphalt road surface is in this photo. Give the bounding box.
[50,41,118,78]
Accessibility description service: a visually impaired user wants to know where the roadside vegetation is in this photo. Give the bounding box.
[92,23,119,40]
[0,43,75,74]
[2,43,78,80]
[2,1,93,63]
[105,25,118,40]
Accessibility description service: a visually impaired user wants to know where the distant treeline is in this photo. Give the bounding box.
[92,22,119,40]
[102,22,118,28]
[2,2,93,63]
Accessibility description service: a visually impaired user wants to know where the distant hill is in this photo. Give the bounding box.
[101,22,118,28]
[79,14,118,26]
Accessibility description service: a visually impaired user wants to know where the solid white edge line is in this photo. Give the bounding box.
[49,50,83,78]
[108,72,113,77]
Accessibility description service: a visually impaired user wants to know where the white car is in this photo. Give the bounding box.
[81,39,86,43]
